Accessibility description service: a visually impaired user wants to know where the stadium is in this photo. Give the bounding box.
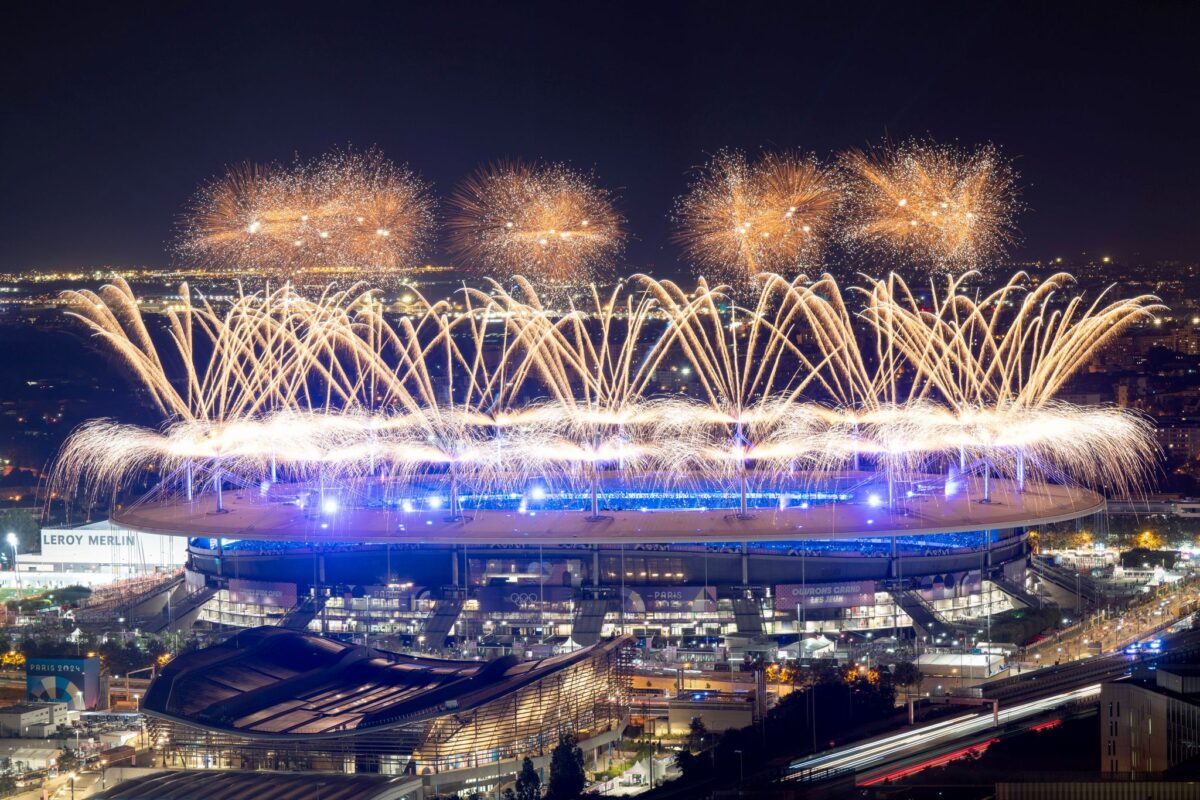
[50,272,1157,658]
[109,471,1098,652]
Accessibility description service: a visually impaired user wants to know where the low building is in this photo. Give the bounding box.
[0,520,187,589]
[0,703,71,737]
[143,628,632,796]
[915,652,1004,680]
[1101,664,1200,777]
[0,739,64,771]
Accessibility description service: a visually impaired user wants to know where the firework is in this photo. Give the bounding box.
[177,147,436,283]
[673,150,841,284]
[839,139,1021,271]
[448,161,626,284]
[52,272,1161,511]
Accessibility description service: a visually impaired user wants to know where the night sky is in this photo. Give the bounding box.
[3,1,1198,276]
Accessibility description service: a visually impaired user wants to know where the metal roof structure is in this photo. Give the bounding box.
[93,770,421,800]
[144,627,627,738]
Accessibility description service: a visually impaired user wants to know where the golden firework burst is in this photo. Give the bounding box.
[177,147,436,284]
[839,139,1021,271]
[448,161,626,284]
[673,149,841,284]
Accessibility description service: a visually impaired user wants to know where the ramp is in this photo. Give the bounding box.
[890,590,946,637]
[422,597,464,646]
[731,597,764,635]
[280,594,327,630]
[570,598,611,646]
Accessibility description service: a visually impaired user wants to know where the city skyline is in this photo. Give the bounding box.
[3,3,1200,276]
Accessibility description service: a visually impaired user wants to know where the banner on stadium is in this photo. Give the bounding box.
[227,578,298,608]
[474,585,574,612]
[774,581,876,610]
[622,586,717,614]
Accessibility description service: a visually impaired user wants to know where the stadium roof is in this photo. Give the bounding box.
[114,476,1103,545]
[143,627,626,739]
[93,770,421,800]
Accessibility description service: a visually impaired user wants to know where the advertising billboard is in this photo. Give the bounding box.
[774,581,877,611]
[227,578,298,608]
[26,657,100,709]
[40,521,187,567]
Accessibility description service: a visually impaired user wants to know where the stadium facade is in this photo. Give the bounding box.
[112,472,1100,656]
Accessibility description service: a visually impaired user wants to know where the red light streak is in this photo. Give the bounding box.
[860,738,1000,786]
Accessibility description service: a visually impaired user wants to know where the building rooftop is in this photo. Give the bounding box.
[93,769,420,800]
[0,703,55,715]
[144,627,627,739]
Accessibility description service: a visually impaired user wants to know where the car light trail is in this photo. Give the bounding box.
[786,684,1101,780]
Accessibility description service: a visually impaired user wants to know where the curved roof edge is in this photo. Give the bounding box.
[144,627,630,740]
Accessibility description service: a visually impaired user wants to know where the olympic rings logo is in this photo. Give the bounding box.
[508,592,541,605]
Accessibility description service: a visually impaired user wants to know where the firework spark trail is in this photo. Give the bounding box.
[177,148,436,284]
[839,140,1021,272]
[674,150,841,286]
[449,161,626,285]
[51,273,1161,508]
[854,272,1163,408]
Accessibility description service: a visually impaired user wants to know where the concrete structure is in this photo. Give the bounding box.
[1101,665,1200,777]
[664,695,755,734]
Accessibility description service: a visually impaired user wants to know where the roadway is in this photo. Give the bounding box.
[785,684,1101,784]
[786,625,1200,786]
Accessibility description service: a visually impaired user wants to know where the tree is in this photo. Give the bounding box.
[674,748,701,780]
[892,661,921,701]
[687,717,708,752]
[515,756,541,800]
[57,748,80,773]
[544,734,585,800]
